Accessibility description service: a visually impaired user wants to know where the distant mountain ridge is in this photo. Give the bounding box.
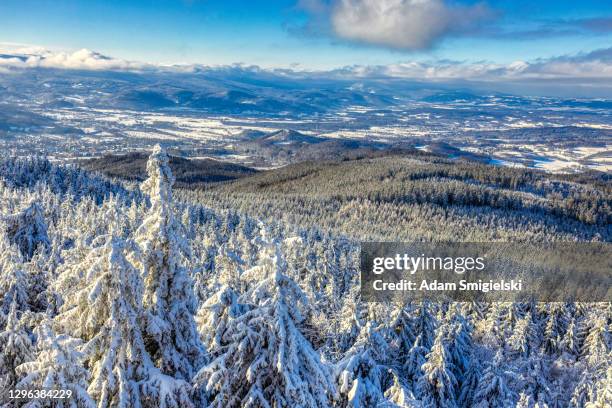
[256,129,325,145]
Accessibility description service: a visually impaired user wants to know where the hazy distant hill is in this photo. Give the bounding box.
[233,128,414,164]
[255,129,325,146]
[80,152,257,186]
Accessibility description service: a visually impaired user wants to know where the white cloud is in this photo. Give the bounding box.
[0,46,150,71]
[1,44,611,84]
[332,49,612,80]
[329,0,490,50]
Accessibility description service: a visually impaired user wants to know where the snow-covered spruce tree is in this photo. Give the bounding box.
[288,237,335,312]
[457,350,481,407]
[24,249,52,314]
[195,284,248,352]
[2,200,50,261]
[390,302,417,369]
[283,235,308,282]
[0,201,53,315]
[415,324,458,408]
[471,350,517,407]
[411,302,437,352]
[560,317,580,357]
[335,321,398,407]
[193,239,336,407]
[0,300,34,400]
[402,302,437,386]
[586,365,611,408]
[0,228,30,319]
[478,302,511,347]
[507,313,539,359]
[404,334,429,390]
[516,392,537,408]
[324,285,363,360]
[521,357,552,407]
[568,307,611,407]
[212,243,244,290]
[542,303,570,355]
[460,301,488,322]
[580,311,610,368]
[136,145,204,380]
[382,373,421,408]
[55,234,193,408]
[570,363,611,408]
[15,321,95,408]
[443,309,473,385]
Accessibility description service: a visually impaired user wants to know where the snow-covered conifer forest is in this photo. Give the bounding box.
[0,146,610,408]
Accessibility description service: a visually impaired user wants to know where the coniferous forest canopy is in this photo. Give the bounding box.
[0,145,609,407]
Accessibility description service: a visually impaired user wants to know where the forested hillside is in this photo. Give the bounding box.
[0,147,609,407]
[186,155,611,242]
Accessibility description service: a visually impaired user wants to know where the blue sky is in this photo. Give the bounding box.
[0,0,611,69]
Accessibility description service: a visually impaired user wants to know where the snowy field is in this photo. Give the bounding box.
[2,103,602,174]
